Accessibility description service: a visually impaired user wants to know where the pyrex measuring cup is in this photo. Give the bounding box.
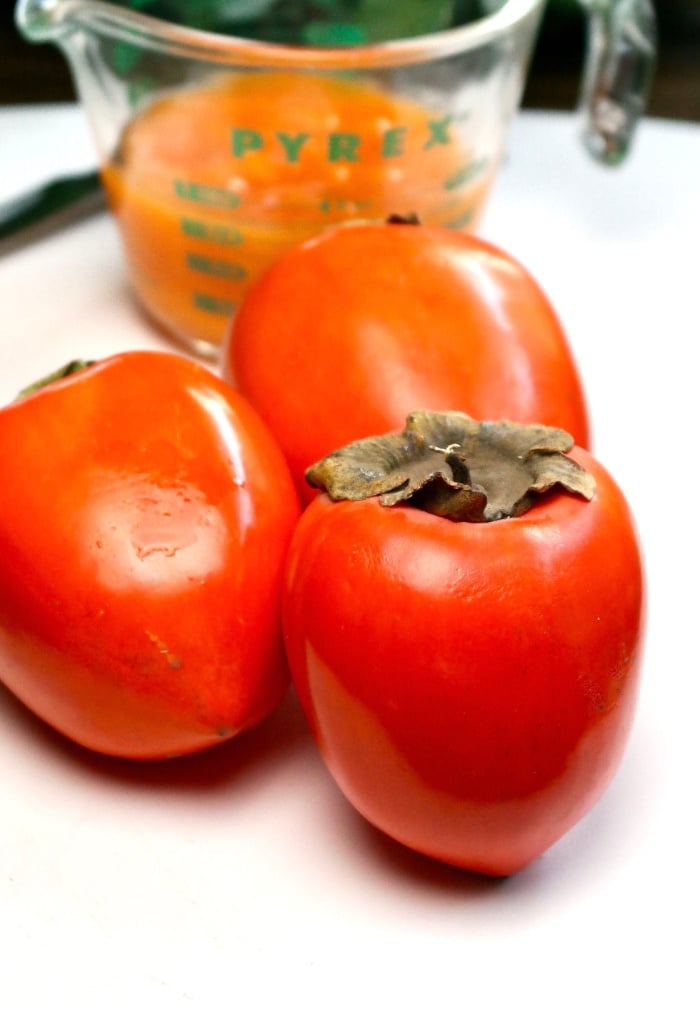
[16,0,656,357]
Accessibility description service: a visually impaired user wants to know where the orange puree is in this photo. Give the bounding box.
[101,72,492,353]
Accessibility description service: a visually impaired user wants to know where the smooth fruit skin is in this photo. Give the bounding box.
[283,448,644,875]
[224,222,591,504]
[0,351,300,759]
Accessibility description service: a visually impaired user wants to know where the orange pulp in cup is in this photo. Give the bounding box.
[101,71,493,354]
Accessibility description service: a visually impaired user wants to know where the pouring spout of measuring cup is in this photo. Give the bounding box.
[577,0,657,165]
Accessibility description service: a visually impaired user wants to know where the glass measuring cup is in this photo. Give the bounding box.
[16,1,656,357]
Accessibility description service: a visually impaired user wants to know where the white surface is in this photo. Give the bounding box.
[1,105,699,1020]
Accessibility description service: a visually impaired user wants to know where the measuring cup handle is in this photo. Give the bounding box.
[578,0,657,165]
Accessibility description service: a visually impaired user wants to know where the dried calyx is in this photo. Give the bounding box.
[306,410,596,523]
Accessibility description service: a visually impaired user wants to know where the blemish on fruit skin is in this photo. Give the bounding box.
[145,629,182,668]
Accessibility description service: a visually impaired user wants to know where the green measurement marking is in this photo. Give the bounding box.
[444,158,489,191]
[318,197,375,214]
[186,253,247,280]
[193,293,236,317]
[444,208,476,230]
[174,179,241,208]
[181,219,243,246]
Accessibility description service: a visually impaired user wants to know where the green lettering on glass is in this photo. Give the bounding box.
[424,116,453,150]
[231,128,264,157]
[181,219,243,246]
[193,293,236,316]
[381,127,407,158]
[328,133,360,163]
[276,132,311,163]
[174,180,240,208]
[186,253,247,280]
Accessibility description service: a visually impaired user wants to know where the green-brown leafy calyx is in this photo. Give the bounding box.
[305,410,596,523]
[16,359,95,400]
